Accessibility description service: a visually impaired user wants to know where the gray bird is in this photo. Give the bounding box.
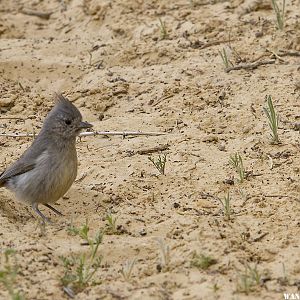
[0,94,92,223]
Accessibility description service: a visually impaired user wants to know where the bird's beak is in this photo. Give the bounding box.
[79,121,93,129]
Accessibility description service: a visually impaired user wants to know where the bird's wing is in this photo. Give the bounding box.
[0,160,36,185]
[0,129,49,186]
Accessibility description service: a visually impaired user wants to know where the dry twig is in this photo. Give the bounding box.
[278,49,300,57]
[0,131,166,138]
[0,117,24,120]
[21,9,53,19]
[137,144,169,155]
[225,60,275,73]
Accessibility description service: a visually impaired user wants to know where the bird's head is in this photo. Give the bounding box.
[42,93,92,139]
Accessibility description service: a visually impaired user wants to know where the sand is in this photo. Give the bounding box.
[0,0,300,299]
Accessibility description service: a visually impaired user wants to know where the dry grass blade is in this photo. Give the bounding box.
[225,60,275,73]
[120,258,136,282]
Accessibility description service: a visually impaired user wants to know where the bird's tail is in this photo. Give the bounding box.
[0,171,5,188]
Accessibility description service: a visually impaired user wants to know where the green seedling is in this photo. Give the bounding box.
[217,191,232,220]
[211,283,220,293]
[148,153,167,175]
[219,47,233,70]
[264,95,279,143]
[191,252,217,270]
[0,249,24,300]
[105,212,118,234]
[229,152,246,183]
[271,0,285,30]
[236,263,262,294]
[60,221,103,297]
[158,18,168,40]
[120,258,136,282]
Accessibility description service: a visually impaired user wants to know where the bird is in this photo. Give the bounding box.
[0,93,92,223]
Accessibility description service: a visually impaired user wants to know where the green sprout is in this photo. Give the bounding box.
[158,18,168,40]
[148,153,167,175]
[229,153,246,183]
[105,212,118,234]
[61,220,103,297]
[0,249,24,300]
[271,0,285,30]
[191,252,217,270]
[264,95,279,143]
[217,191,232,220]
[236,263,262,294]
[219,47,233,70]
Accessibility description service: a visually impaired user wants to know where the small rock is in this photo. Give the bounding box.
[0,97,15,108]
[10,103,23,114]
[255,31,263,38]
[37,255,50,263]
[218,143,226,151]
[139,228,147,236]
[294,123,300,131]
[98,113,104,121]
[202,135,218,143]
[173,202,180,208]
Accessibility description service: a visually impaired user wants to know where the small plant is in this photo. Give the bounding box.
[191,252,217,270]
[158,18,168,40]
[60,221,103,297]
[236,263,262,294]
[217,191,232,220]
[271,0,285,30]
[229,152,246,183]
[156,238,170,271]
[120,258,136,282]
[148,153,167,175]
[0,249,24,300]
[105,212,118,234]
[264,95,280,143]
[211,283,220,293]
[219,48,233,70]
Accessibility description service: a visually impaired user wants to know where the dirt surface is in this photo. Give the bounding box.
[0,0,300,299]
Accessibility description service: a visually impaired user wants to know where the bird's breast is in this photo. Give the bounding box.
[10,146,78,204]
[45,147,78,202]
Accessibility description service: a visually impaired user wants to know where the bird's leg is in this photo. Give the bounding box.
[43,203,64,216]
[32,203,52,223]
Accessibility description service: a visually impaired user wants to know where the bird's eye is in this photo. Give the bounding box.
[65,119,72,125]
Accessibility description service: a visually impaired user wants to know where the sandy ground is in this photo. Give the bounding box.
[0,0,300,299]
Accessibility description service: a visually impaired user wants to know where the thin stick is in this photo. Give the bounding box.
[266,48,285,62]
[0,117,25,120]
[0,131,166,138]
[263,194,290,198]
[278,49,300,57]
[21,9,53,20]
[197,39,236,50]
[225,60,275,73]
[137,144,169,155]
[252,232,269,242]
[80,131,166,137]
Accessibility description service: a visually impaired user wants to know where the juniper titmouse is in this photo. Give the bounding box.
[0,94,92,223]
